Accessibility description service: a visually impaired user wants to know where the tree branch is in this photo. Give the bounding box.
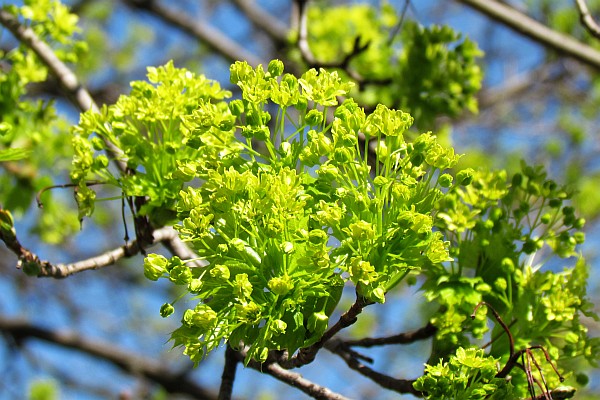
[0,315,217,399]
[456,0,600,70]
[218,345,239,400]
[575,0,600,39]
[237,349,350,400]
[230,0,289,45]
[122,0,263,67]
[325,339,421,396]
[1,224,186,278]
[343,322,436,348]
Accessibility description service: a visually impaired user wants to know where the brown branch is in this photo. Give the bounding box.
[325,339,421,396]
[230,0,289,45]
[472,301,514,356]
[456,0,600,70]
[575,0,600,39]
[122,0,263,67]
[218,345,239,400]
[343,322,436,348]
[2,225,185,278]
[0,315,217,399]
[279,295,372,369]
[237,349,350,400]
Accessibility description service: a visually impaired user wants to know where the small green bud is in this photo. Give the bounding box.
[307,311,329,333]
[573,232,585,244]
[271,319,287,335]
[189,278,203,292]
[456,168,474,186]
[574,217,586,229]
[90,136,105,150]
[229,99,244,116]
[268,276,294,296]
[500,258,515,273]
[540,213,552,224]
[160,303,175,318]
[169,264,193,285]
[144,254,168,281]
[305,109,323,126]
[494,277,507,292]
[267,59,284,77]
[549,198,562,208]
[281,241,294,254]
[210,264,230,280]
[438,173,453,188]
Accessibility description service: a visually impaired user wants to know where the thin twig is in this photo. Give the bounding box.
[0,315,217,399]
[575,0,600,39]
[456,0,600,70]
[36,181,106,208]
[344,322,436,347]
[472,301,514,356]
[123,0,263,67]
[325,338,421,396]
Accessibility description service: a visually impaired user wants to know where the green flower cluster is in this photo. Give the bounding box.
[71,61,238,224]
[422,163,598,395]
[414,347,516,399]
[303,3,483,127]
[0,1,83,243]
[138,60,466,363]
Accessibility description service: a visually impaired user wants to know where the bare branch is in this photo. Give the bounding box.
[325,339,421,396]
[0,315,217,399]
[279,295,372,369]
[122,0,263,67]
[218,346,239,400]
[343,322,436,348]
[237,349,350,400]
[456,0,600,70]
[1,224,183,278]
[575,0,600,39]
[230,0,289,45]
